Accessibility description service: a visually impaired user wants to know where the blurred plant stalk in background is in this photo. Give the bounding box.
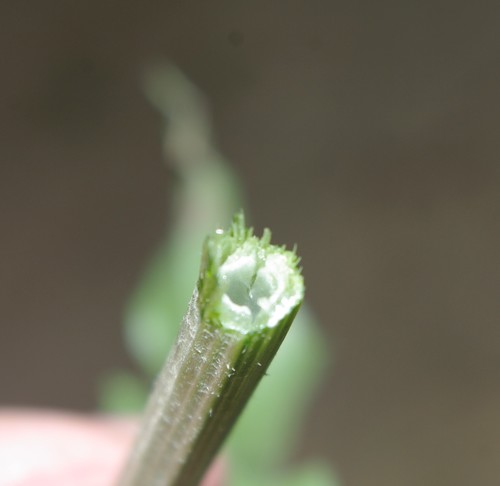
[99,64,337,486]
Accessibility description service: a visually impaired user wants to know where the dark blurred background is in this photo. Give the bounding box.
[1,2,500,485]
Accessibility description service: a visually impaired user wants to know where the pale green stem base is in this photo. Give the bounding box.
[118,287,299,486]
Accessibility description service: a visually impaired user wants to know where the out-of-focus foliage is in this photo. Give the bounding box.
[126,65,243,376]
[233,462,339,486]
[99,64,337,486]
[99,371,149,413]
[225,307,329,470]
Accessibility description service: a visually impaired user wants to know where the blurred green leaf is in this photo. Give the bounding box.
[123,64,243,375]
[226,306,330,471]
[232,461,339,486]
[98,371,149,413]
[281,461,339,486]
[101,63,337,484]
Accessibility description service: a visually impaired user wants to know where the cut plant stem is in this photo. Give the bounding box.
[118,212,304,486]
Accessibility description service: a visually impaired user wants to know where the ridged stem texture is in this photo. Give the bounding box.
[118,213,304,486]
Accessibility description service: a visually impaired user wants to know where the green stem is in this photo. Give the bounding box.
[118,213,304,485]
